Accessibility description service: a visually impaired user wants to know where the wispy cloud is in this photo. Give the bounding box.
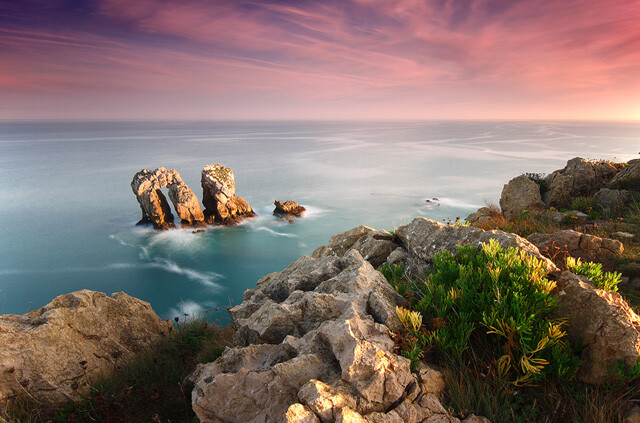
[1,0,639,119]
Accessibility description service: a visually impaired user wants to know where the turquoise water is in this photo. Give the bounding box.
[0,120,638,320]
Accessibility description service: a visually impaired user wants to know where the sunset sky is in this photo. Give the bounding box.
[2,0,640,120]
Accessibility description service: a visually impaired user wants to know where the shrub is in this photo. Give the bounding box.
[412,240,579,385]
[566,257,621,292]
[523,172,549,194]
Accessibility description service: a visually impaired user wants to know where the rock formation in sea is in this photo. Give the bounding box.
[201,164,256,225]
[273,200,306,219]
[131,167,205,229]
[0,290,173,405]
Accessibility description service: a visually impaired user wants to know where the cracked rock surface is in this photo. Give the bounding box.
[0,290,173,405]
[190,248,485,423]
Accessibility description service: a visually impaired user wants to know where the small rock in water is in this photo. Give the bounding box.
[273,200,306,218]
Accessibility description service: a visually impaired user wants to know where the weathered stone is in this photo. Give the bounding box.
[312,226,397,270]
[394,218,555,274]
[465,207,500,227]
[624,405,640,423]
[543,157,618,208]
[612,232,635,242]
[274,200,306,218]
[190,249,476,423]
[286,403,322,423]
[527,230,623,268]
[201,164,256,225]
[593,188,633,212]
[499,175,545,220]
[0,290,173,405]
[556,271,640,384]
[608,159,640,190]
[131,167,204,229]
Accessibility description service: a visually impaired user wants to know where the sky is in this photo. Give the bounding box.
[1,0,640,120]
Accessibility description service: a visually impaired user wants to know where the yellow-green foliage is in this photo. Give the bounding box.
[566,256,621,292]
[413,240,579,385]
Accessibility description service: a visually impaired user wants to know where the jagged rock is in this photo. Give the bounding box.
[394,218,555,275]
[0,290,173,405]
[131,167,204,229]
[593,188,633,212]
[499,175,545,220]
[608,159,640,190]
[190,250,475,423]
[274,200,306,218]
[311,226,398,269]
[527,230,623,268]
[543,157,618,208]
[555,271,640,384]
[201,164,256,225]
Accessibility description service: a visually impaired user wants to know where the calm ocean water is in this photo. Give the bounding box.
[0,120,638,320]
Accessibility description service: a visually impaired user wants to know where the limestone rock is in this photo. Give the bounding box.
[499,175,545,220]
[608,159,640,190]
[593,188,633,212]
[544,157,618,208]
[527,230,623,268]
[274,200,306,218]
[0,290,173,405]
[556,271,640,384]
[395,218,555,273]
[312,226,398,269]
[201,164,256,225]
[131,167,205,229]
[190,250,471,423]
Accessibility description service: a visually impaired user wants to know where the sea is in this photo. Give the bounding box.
[0,120,638,321]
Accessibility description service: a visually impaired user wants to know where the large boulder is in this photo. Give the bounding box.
[311,226,398,269]
[608,159,640,190]
[395,218,555,273]
[201,164,256,225]
[499,175,545,220]
[131,167,204,229]
[593,188,633,213]
[543,157,618,208]
[190,250,474,423]
[0,290,173,405]
[527,230,623,269]
[555,272,640,384]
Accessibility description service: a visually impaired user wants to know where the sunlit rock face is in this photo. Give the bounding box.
[0,290,173,405]
[131,167,204,229]
[201,164,256,225]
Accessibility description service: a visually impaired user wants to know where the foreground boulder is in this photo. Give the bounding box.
[201,164,256,225]
[0,290,173,405]
[608,159,640,190]
[131,167,204,229]
[556,272,640,384]
[274,200,306,218]
[190,250,478,423]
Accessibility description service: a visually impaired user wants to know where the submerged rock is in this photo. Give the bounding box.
[274,200,306,218]
[131,167,204,229]
[201,164,256,225]
[0,290,173,405]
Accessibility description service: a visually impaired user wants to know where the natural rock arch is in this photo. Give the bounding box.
[131,168,204,229]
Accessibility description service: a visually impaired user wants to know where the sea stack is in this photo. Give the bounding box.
[273,200,306,218]
[131,167,205,229]
[201,164,256,225]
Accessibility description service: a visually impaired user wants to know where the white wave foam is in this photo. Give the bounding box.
[420,197,482,210]
[167,300,205,320]
[146,258,223,289]
[254,226,298,238]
